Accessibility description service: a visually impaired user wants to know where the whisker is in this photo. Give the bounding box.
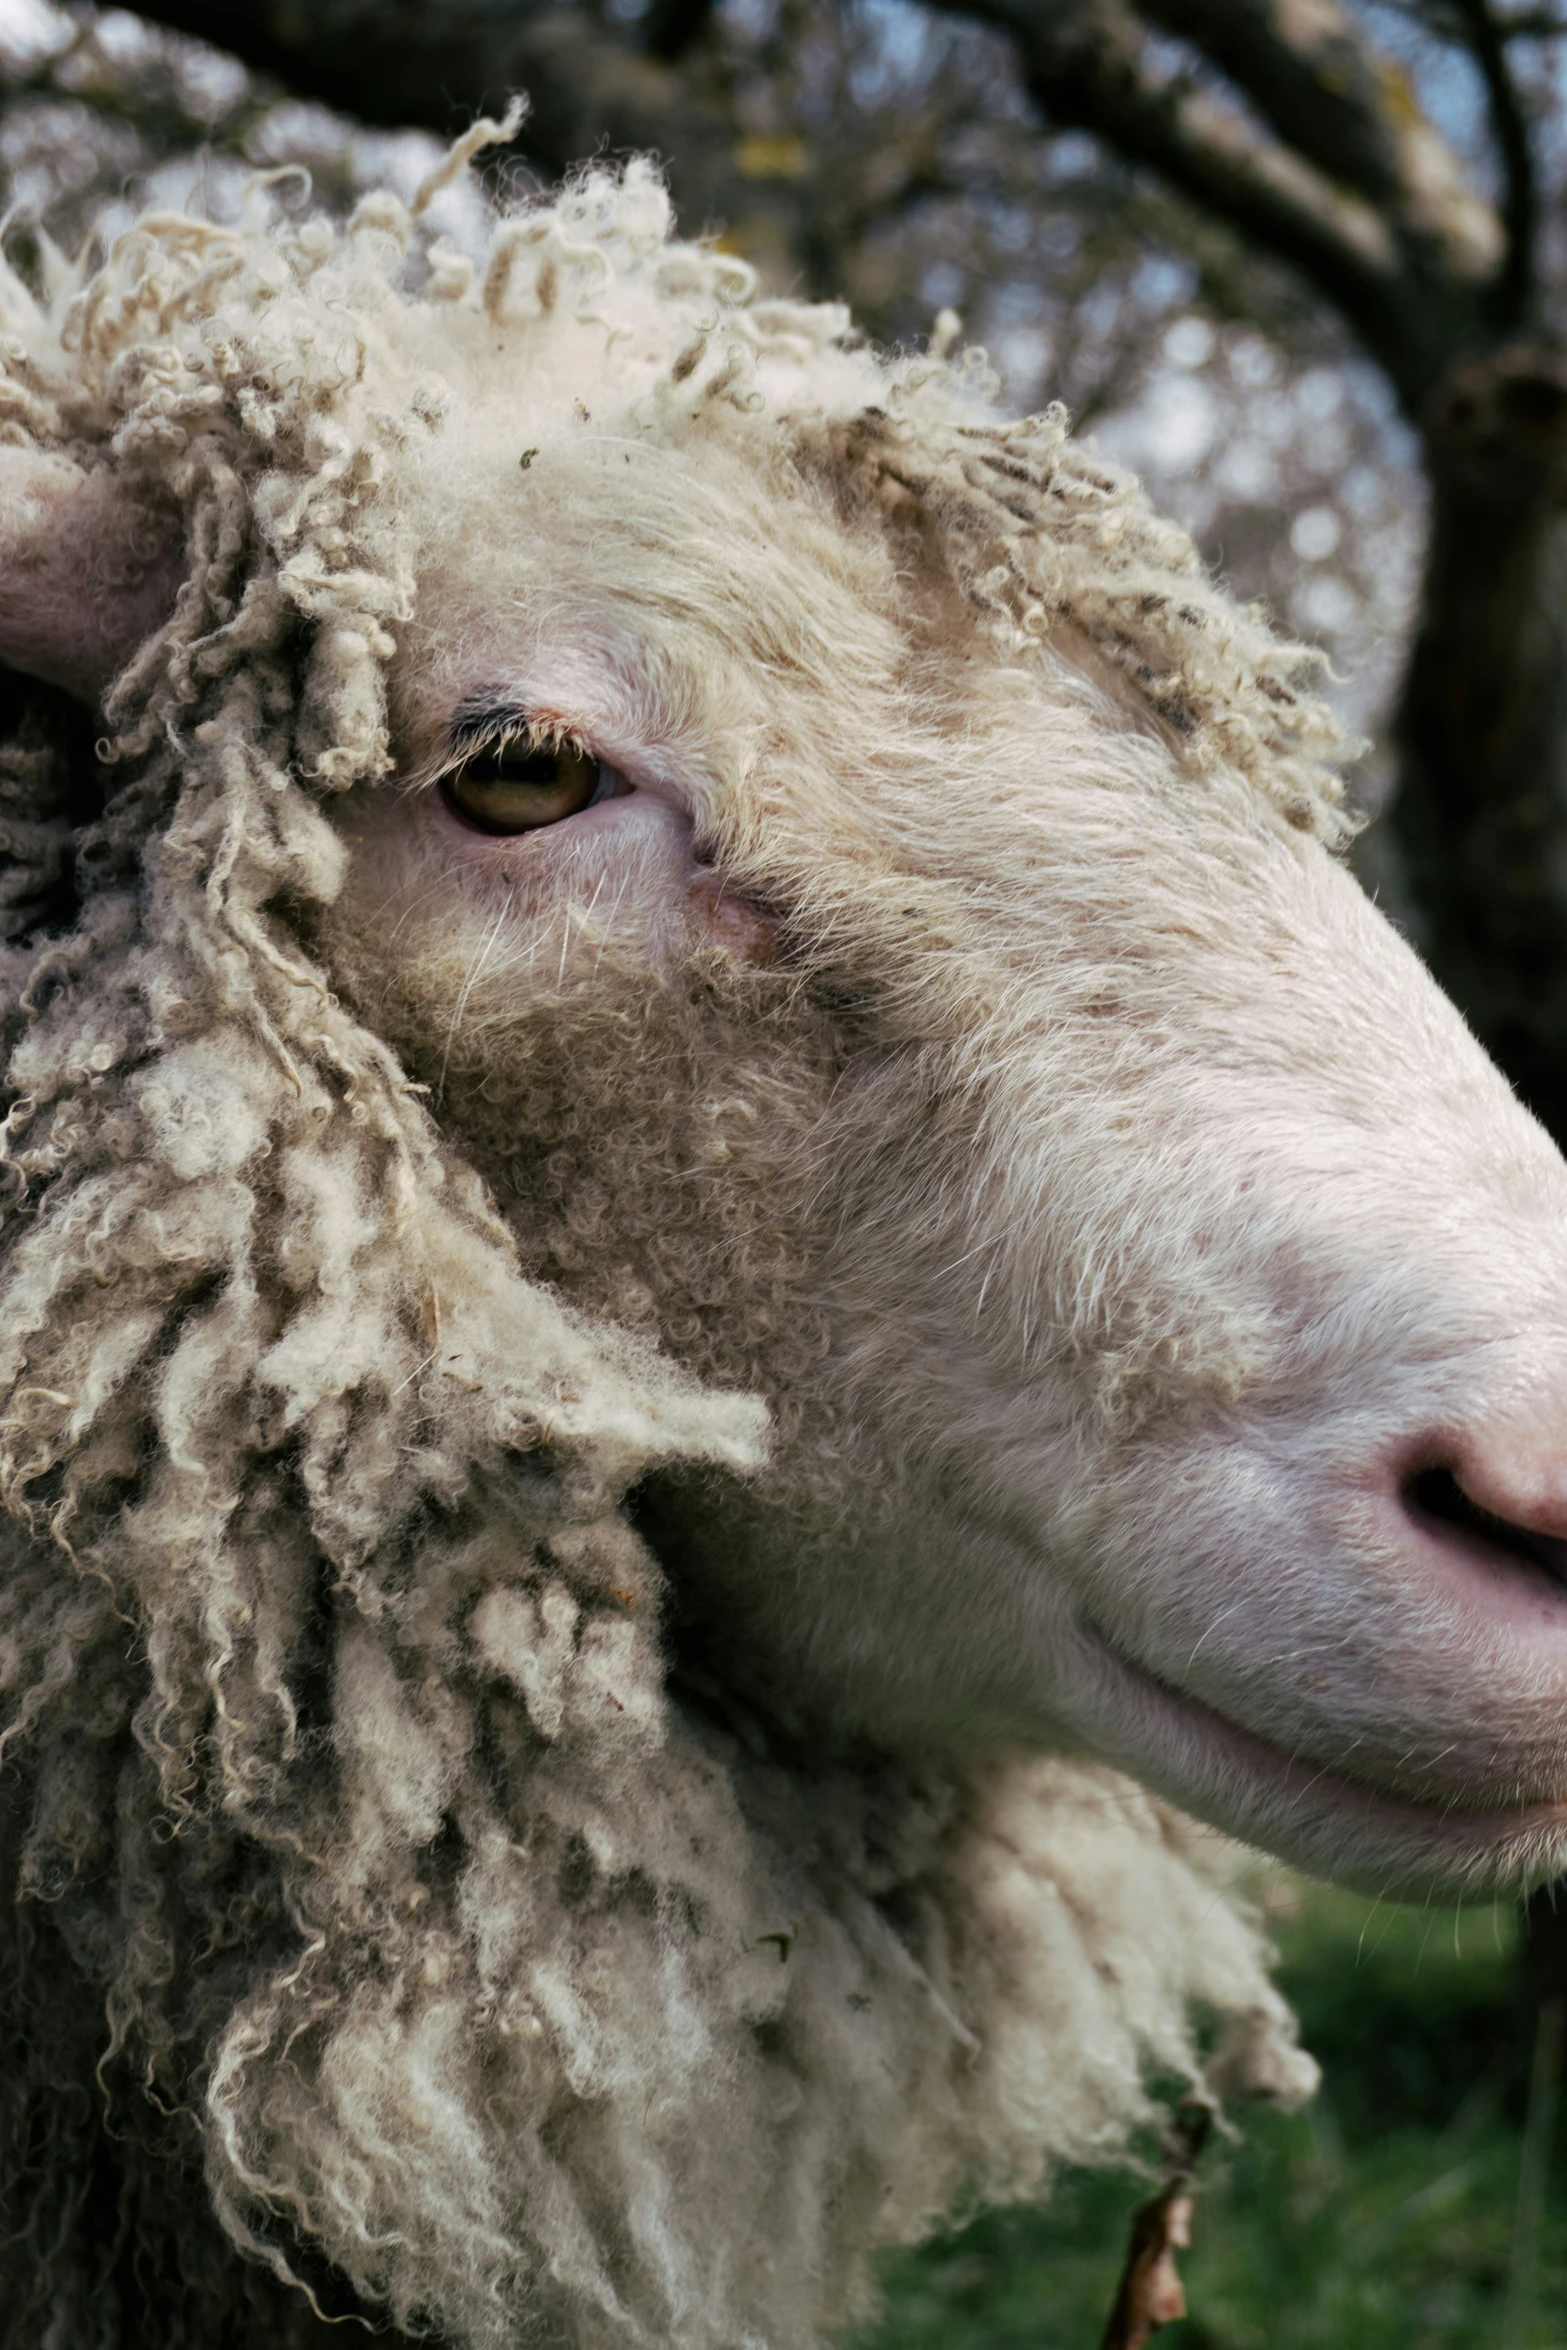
[437,890,513,1102]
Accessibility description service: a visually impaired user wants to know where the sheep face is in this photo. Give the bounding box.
[310,370,1567,1901]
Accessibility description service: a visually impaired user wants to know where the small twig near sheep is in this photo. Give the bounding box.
[1099,2098,1214,2350]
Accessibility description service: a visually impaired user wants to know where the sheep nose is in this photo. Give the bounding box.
[1401,1445,1567,1590]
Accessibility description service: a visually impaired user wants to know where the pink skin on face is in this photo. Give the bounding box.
[0,447,180,702]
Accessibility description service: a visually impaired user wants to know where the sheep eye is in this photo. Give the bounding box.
[441,738,602,834]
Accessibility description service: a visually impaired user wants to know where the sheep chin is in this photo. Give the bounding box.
[1075,1618,1567,1900]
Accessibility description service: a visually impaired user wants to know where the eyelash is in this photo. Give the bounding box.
[438,716,583,775]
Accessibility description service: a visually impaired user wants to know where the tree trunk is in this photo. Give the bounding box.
[1391,345,1567,2029]
[1392,348,1567,1140]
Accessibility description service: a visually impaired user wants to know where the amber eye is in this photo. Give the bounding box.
[441,738,602,834]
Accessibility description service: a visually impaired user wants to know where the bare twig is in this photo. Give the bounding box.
[1100,2099,1214,2350]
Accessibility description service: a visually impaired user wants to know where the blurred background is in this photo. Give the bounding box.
[3,0,1567,2338]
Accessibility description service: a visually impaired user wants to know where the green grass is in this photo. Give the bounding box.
[857,1885,1567,2350]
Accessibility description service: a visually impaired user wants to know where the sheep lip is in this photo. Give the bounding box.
[1079,1619,1567,1887]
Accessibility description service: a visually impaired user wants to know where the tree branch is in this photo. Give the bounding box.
[1140,0,1514,319]
[94,0,710,179]
[1448,0,1538,322]
[1136,0,1420,208]
[942,0,1516,407]
[943,0,1472,401]
[1394,0,1567,43]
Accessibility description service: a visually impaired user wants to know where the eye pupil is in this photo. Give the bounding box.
[468,748,556,786]
[440,734,602,834]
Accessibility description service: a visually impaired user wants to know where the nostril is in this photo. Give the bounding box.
[1403,1464,1567,1590]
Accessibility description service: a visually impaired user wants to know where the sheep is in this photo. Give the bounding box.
[4,119,1567,2350]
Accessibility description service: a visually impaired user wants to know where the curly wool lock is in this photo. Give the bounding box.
[0,132,1326,2350]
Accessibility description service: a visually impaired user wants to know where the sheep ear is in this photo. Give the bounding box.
[0,445,179,704]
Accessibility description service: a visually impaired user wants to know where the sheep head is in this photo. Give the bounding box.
[332,350,1567,1897]
[0,147,1561,2350]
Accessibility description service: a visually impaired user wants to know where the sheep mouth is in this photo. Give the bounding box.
[1078,1619,1567,1898]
